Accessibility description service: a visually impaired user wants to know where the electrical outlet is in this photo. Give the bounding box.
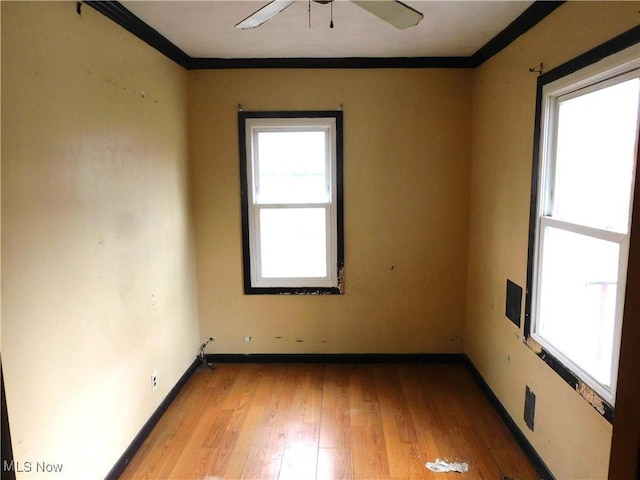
[151,371,158,392]
[244,336,252,342]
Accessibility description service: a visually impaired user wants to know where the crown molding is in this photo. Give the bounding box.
[86,1,565,70]
[85,1,191,68]
[469,1,563,67]
[189,55,473,69]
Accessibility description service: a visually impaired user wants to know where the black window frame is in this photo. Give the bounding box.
[238,110,345,295]
[524,27,640,424]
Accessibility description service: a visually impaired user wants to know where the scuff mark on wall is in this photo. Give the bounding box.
[577,381,606,415]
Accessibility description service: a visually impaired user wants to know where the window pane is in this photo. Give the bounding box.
[259,208,327,278]
[256,131,328,204]
[553,78,639,232]
[537,226,619,387]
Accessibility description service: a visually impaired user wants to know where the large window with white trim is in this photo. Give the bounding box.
[527,44,639,409]
[239,111,344,294]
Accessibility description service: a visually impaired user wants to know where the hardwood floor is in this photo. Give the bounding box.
[119,362,541,480]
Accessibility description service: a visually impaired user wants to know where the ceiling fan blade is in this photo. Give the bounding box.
[351,1,423,29]
[235,0,297,29]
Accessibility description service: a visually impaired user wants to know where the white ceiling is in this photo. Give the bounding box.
[120,1,535,59]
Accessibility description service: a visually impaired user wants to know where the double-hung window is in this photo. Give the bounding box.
[239,111,344,294]
[526,43,639,412]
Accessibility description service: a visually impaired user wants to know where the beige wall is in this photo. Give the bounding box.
[1,2,200,478]
[465,2,639,479]
[188,68,472,355]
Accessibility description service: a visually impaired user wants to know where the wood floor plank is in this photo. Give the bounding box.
[202,429,240,478]
[348,366,371,429]
[317,448,353,480]
[168,446,212,479]
[489,445,541,480]
[350,401,391,479]
[319,407,351,449]
[220,406,266,479]
[241,424,286,480]
[458,425,504,480]
[252,366,276,407]
[118,363,543,480]
[407,443,436,480]
[374,365,418,444]
[375,367,411,479]
[221,364,262,410]
[203,409,234,449]
[322,364,350,410]
[278,444,318,480]
[290,365,323,429]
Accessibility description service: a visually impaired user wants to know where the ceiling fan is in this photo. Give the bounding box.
[235,0,424,30]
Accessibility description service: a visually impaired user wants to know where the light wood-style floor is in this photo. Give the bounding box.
[119,362,541,480]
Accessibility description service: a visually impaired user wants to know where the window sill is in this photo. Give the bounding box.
[523,333,615,423]
[243,286,344,295]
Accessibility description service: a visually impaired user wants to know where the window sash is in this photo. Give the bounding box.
[532,217,629,401]
[249,203,337,288]
[252,126,332,205]
[539,70,639,234]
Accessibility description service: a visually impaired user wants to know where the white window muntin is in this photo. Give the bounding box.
[245,117,338,289]
[532,46,639,403]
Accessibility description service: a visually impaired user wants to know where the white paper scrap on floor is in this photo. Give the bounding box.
[425,458,469,473]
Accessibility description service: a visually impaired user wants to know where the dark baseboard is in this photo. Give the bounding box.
[204,352,466,364]
[463,357,556,480]
[104,358,200,480]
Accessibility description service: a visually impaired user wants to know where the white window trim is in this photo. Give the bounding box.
[530,45,640,404]
[244,116,340,290]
